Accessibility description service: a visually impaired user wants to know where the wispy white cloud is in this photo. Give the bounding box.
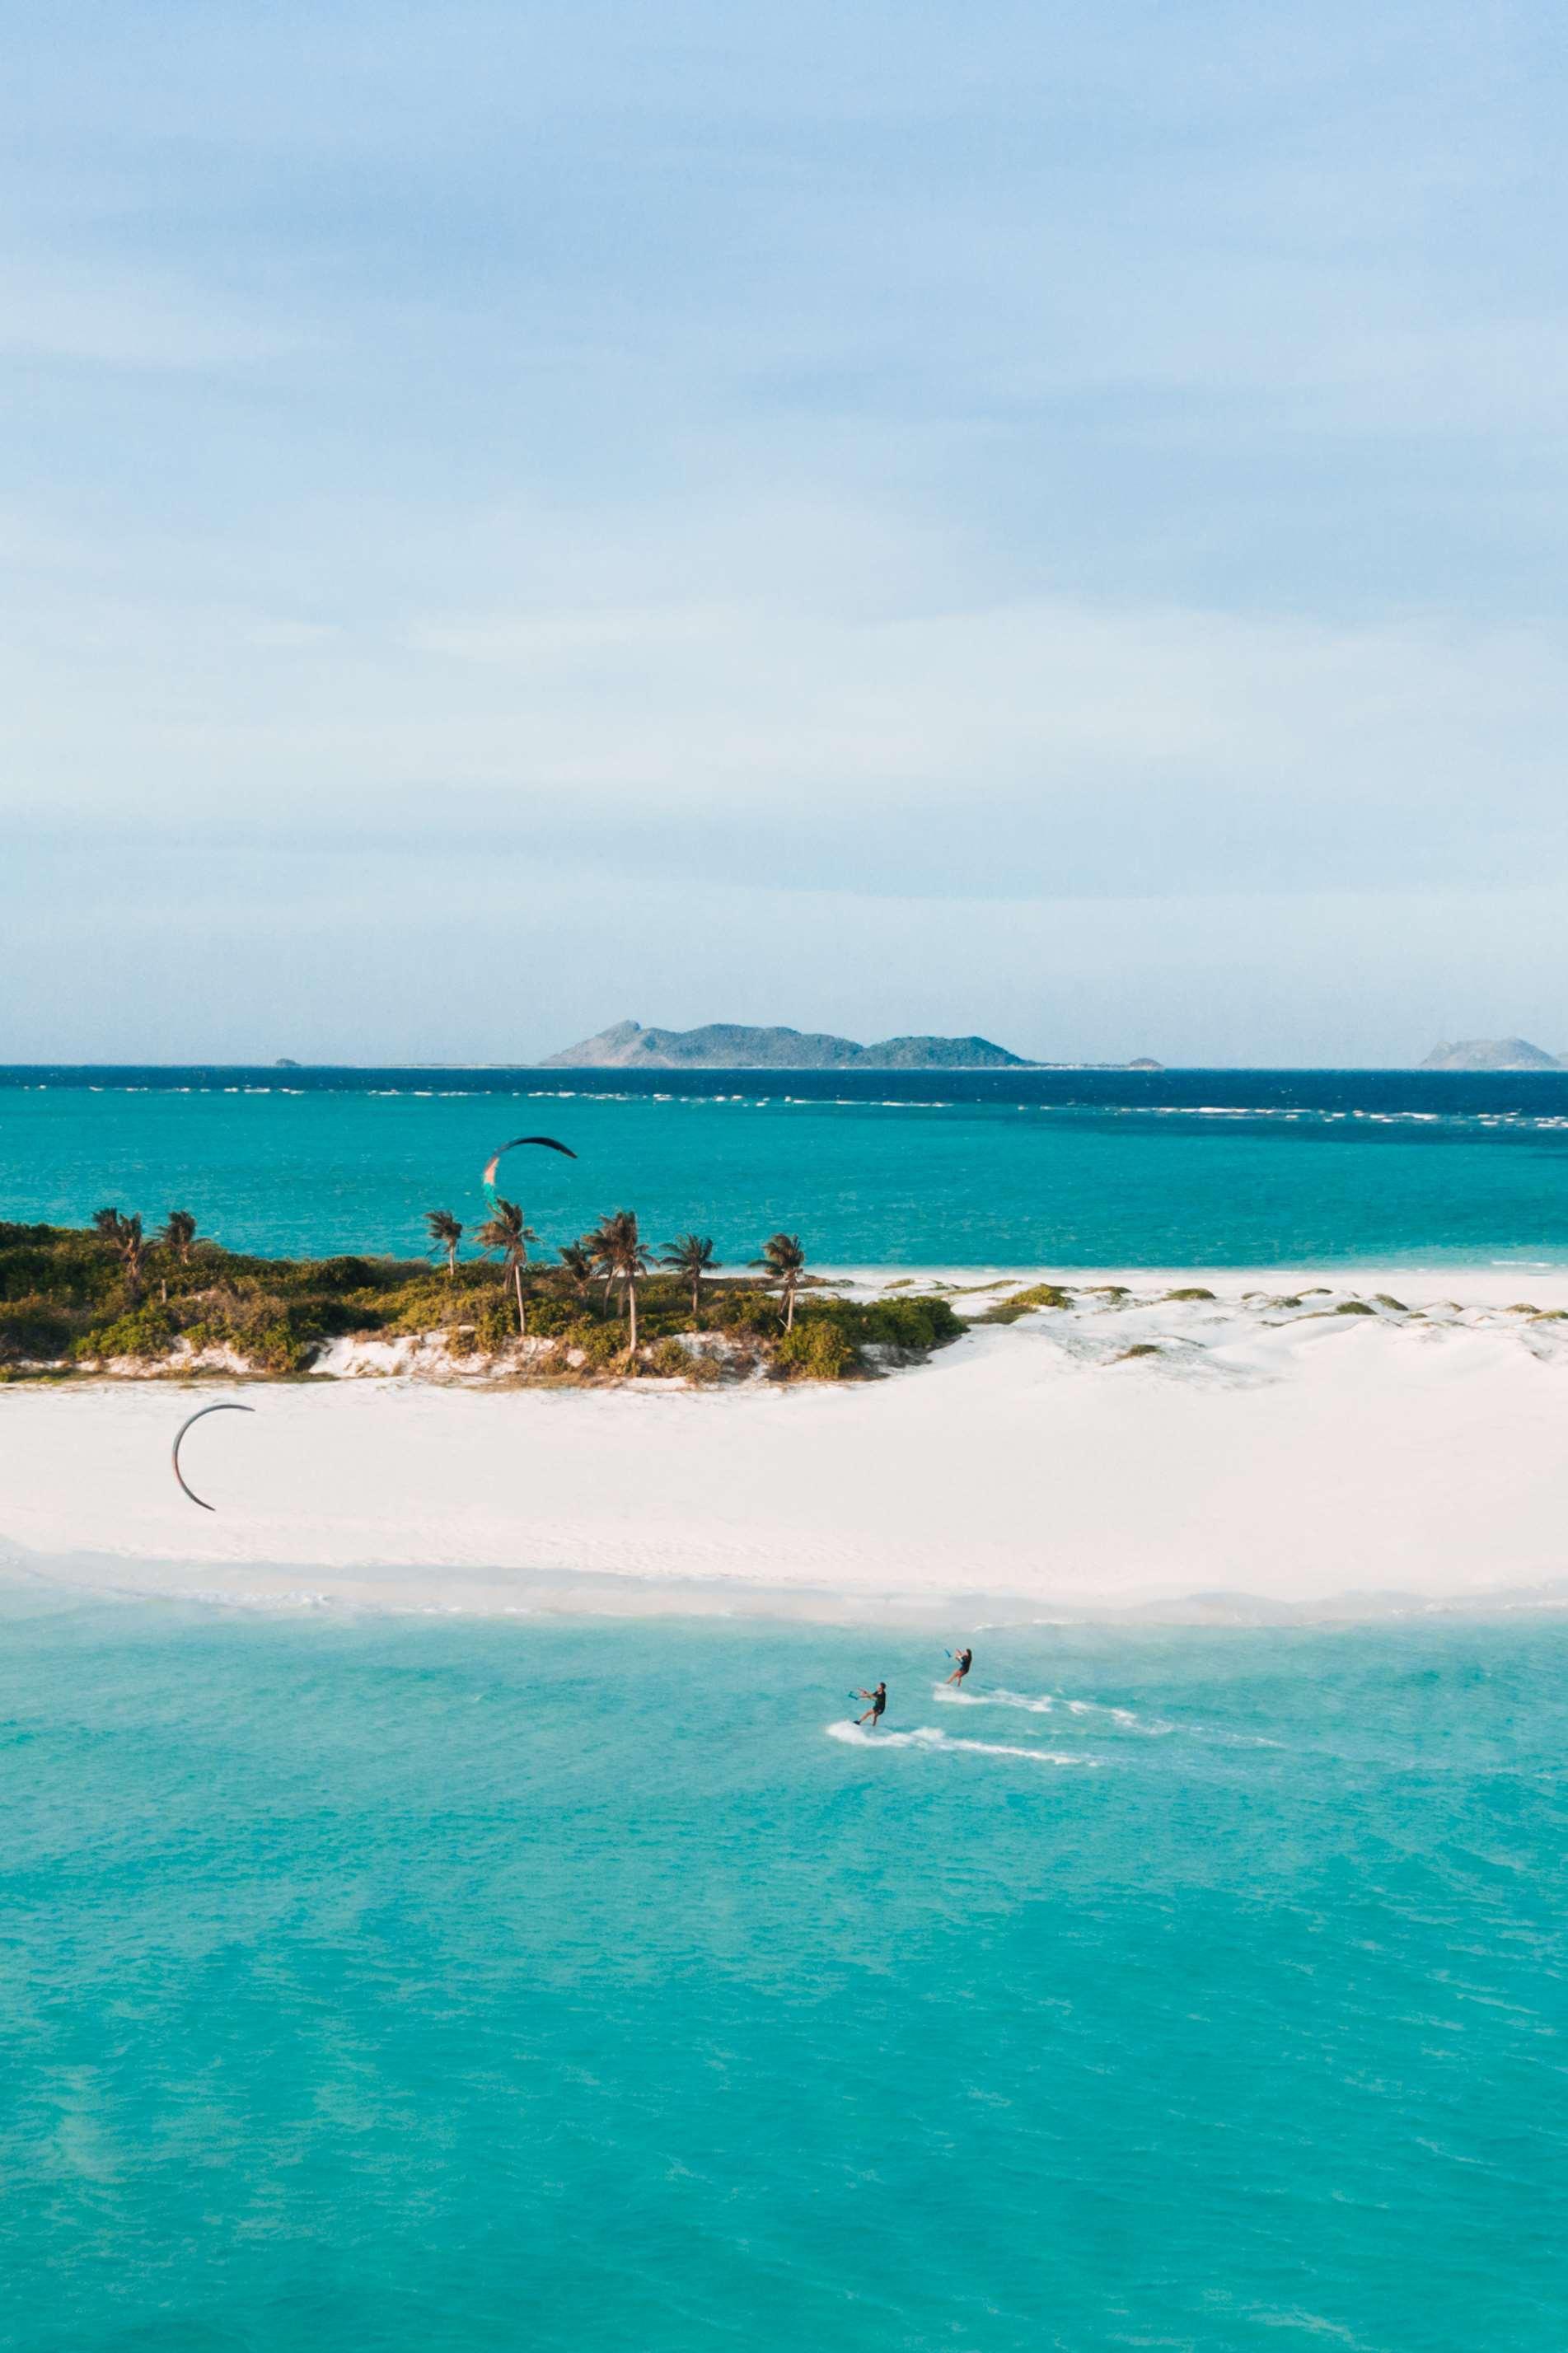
[2,0,1566,1054]
[241,620,344,649]
[5,522,1566,899]
[404,605,729,662]
[0,260,298,371]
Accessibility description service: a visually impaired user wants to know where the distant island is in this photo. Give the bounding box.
[1419,1037,1567,1072]
[543,1019,1163,1072]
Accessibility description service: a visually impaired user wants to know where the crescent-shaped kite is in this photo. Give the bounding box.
[172,1401,256,1512]
[481,1134,578,1190]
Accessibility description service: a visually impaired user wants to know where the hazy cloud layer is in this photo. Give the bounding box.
[4,1,1566,1060]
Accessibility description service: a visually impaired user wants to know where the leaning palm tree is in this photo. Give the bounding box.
[425,1208,464,1278]
[160,1209,198,1266]
[752,1232,807,1330]
[559,1240,595,1299]
[660,1233,717,1319]
[475,1196,537,1334]
[93,1207,146,1299]
[588,1209,651,1358]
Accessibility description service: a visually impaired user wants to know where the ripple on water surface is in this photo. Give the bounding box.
[0,1605,1562,2348]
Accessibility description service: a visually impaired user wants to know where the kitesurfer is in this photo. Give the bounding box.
[945,1646,973,1687]
[855,1682,887,1729]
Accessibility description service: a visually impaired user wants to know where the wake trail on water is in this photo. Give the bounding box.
[931,1686,1172,1735]
[826,1719,1096,1766]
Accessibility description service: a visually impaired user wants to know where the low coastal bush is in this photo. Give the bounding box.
[304,1256,380,1293]
[513,1293,578,1339]
[73,1304,177,1363]
[775,1321,858,1380]
[251,1309,327,1373]
[0,1298,74,1362]
[0,1224,123,1316]
[572,1321,627,1368]
[973,1283,1072,1324]
[0,1221,966,1387]
[474,1296,517,1353]
[704,1286,784,1338]
[811,1294,965,1350]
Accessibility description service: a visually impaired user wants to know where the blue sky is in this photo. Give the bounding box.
[6,1,1567,1063]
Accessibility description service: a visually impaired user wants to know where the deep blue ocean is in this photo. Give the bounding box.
[2,1064,1568,1265]
[2,1599,1563,2352]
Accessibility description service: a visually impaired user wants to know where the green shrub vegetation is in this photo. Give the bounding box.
[0,1219,974,1387]
[72,1304,177,1364]
[806,1293,966,1351]
[0,1298,74,1360]
[775,1320,859,1380]
[971,1282,1073,1325]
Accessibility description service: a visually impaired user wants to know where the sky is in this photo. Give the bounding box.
[5,0,1567,1065]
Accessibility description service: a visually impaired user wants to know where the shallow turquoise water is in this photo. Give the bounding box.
[2,1597,1563,2351]
[3,1071,1568,1265]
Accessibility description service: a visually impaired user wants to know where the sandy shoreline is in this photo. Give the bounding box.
[4,1266,1566,1625]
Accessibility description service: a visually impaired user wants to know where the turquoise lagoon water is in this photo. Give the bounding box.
[2,1066,1568,1265]
[2,1597,1564,2352]
[6,1073,1566,2347]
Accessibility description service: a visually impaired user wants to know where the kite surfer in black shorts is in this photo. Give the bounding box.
[945,1646,973,1687]
[855,1682,887,1728]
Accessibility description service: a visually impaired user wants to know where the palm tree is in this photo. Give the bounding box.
[93,1207,146,1299]
[161,1209,198,1266]
[475,1197,537,1334]
[588,1210,651,1358]
[753,1232,807,1330]
[660,1233,717,1319]
[559,1240,595,1299]
[425,1208,464,1277]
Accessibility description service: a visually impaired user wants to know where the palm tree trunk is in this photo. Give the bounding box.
[513,1261,527,1335]
[447,1244,456,1278]
[691,1278,700,1319]
[785,1282,795,1331]
[628,1278,638,1359]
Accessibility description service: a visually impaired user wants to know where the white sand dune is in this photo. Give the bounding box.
[2,1267,1566,1622]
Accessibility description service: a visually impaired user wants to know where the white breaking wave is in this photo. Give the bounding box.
[931,1685,1172,1734]
[934,1683,1054,1713]
[184,1588,333,1610]
[1064,1696,1172,1734]
[826,1719,1096,1765]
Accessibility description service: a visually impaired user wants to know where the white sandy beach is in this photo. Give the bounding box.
[3,1267,1566,1623]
